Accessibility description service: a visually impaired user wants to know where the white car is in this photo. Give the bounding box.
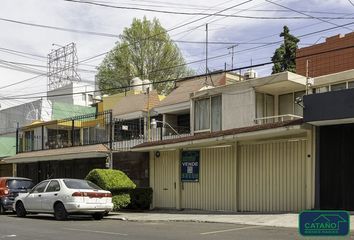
[14,178,113,220]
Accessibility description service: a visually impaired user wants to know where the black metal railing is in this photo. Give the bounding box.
[17,111,112,153]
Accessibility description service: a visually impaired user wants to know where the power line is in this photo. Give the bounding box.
[62,0,354,20]
[266,0,353,32]
[4,43,354,100]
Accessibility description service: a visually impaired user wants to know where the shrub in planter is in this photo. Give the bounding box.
[128,187,153,210]
[85,169,136,210]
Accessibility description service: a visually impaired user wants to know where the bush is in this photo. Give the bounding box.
[128,187,153,210]
[112,194,131,211]
[85,169,136,211]
[85,169,136,191]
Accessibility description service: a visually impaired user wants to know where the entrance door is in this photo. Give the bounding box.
[153,151,176,208]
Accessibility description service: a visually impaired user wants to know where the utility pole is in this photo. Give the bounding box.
[227,44,238,70]
[205,23,208,85]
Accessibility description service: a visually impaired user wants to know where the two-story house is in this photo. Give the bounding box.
[132,71,315,213]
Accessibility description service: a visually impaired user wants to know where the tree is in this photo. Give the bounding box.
[96,17,193,95]
[271,26,299,74]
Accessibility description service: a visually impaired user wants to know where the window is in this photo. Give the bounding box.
[279,91,305,117]
[256,93,274,120]
[315,86,329,93]
[31,181,49,193]
[63,179,102,190]
[331,83,346,91]
[46,180,60,192]
[348,81,354,89]
[194,96,221,132]
[88,94,93,102]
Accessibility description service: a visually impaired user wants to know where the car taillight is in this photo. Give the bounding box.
[72,192,84,197]
[3,189,9,195]
[106,193,112,198]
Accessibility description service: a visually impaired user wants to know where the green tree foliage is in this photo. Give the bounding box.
[97,17,193,95]
[271,26,299,74]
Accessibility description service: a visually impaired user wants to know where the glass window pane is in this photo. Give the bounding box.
[265,94,274,122]
[211,96,221,132]
[194,98,210,131]
[279,93,293,115]
[315,86,329,93]
[348,81,354,89]
[331,83,346,91]
[32,181,49,193]
[46,180,60,192]
[256,92,264,118]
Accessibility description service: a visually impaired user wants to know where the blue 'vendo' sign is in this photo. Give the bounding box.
[299,210,349,237]
[181,150,200,182]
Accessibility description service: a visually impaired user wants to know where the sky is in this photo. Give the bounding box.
[0,0,354,109]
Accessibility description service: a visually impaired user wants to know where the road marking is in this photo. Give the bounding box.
[200,225,267,235]
[63,228,128,236]
[0,235,17,239]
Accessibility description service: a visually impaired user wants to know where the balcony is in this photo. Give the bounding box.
[254,114,303,125]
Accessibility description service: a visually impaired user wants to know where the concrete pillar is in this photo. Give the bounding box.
[233,141,238,212]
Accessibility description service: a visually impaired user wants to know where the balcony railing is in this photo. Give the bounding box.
[254,114,303,125]
[111,125,191,151]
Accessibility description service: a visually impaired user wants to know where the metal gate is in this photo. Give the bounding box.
[239,139,307,212]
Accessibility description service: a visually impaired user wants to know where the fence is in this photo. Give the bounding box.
[17,111,112,153]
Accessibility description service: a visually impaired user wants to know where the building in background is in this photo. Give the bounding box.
[296,32,354,77]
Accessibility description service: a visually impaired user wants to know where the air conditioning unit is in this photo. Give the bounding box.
[244,69,258,80]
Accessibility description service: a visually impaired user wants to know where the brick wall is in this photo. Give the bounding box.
[296,32,354,77]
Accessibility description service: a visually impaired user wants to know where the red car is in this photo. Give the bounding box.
[0,177,34,214]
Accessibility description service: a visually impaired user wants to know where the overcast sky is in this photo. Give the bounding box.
[0,0,353,109]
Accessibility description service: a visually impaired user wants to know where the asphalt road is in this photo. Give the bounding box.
[0,213,330,240]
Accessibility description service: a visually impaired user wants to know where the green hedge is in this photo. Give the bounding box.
[85,169,136,191]
[85,169,136,211]
[127,187,153,210]
[112,194,131,211]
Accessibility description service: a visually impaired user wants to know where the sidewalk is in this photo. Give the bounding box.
[107,210,299,228]
[107,210,354,229]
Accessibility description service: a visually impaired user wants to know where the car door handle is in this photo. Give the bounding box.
[54,193,58,196]
[38,194,41,197]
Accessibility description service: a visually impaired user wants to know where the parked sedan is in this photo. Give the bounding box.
[14,179,113,220]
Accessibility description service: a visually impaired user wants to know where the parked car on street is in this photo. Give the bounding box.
[14,178,113,220]
[0,177,34,214]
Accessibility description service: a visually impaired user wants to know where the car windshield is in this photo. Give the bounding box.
[7,179,34,189]
[63,179,102,190]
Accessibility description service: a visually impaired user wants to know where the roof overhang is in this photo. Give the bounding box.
[4,152,108,164]
[3,144,109,164]
[132,124,308,151]
[255,79,306,95]
[114,111,146,120]
[153,101,190,114]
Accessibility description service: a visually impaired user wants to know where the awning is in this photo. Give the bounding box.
[3,144,109,163]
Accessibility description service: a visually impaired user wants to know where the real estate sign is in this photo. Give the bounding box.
[181,150,200,182]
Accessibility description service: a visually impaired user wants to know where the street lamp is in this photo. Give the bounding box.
[150,118,180,136]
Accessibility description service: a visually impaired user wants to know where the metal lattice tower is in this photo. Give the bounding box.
[47,43,80,91]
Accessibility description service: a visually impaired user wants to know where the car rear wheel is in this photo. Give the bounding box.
[0,204,5,215]
[54,202,68,221]
[92,212,104,220]
[15,201,26,217]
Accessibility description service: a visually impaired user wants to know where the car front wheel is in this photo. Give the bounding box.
[15,201,26,217]
[54,202,68,221]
